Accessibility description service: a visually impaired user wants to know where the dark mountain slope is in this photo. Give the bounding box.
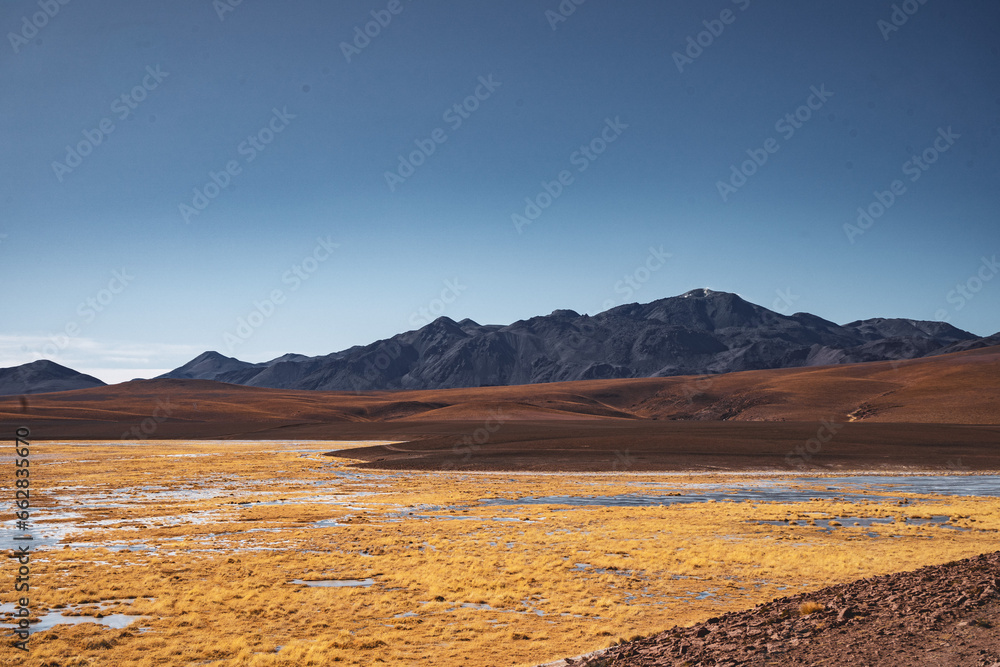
[160,288,985,391]
[0,360,106,396]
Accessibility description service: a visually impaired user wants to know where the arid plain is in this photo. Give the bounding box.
[1,345,999,665]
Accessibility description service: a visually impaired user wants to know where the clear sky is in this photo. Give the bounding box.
[2,0,998,383]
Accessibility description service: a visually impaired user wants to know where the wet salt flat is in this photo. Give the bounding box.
[803,475,1000,497]
[20,612,140,632]
[479,489,888,507]
[6,459,997,557]
[0,510,85,550]
[291,578,375,588]
[753,515,968,531]
[3,440,998,666]
[0,599,152,632]
[479,475,1000,508]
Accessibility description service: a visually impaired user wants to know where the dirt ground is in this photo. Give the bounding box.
[574,551,1000,667]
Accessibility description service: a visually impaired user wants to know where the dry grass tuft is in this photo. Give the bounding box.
[799,601,825,615]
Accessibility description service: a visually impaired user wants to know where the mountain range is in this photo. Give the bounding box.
[156,288,997,392]
[3,288,997,397]
[0,359,106,396]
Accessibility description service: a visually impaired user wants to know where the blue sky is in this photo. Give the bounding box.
[2,0,998,383]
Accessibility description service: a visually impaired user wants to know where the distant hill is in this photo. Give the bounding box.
[160,288,987,391]
[0,360,107,396]
[2,346,998,468]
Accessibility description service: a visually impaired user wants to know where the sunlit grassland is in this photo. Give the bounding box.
[1,440,997,666]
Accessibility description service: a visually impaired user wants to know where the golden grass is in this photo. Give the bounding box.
[0,440,997,666]
[798,601,825,615]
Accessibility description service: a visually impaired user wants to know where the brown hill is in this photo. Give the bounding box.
[1,346,997,471]
[3,344,998,425]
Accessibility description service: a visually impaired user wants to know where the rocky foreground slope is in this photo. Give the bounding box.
[562,551,1000,666]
